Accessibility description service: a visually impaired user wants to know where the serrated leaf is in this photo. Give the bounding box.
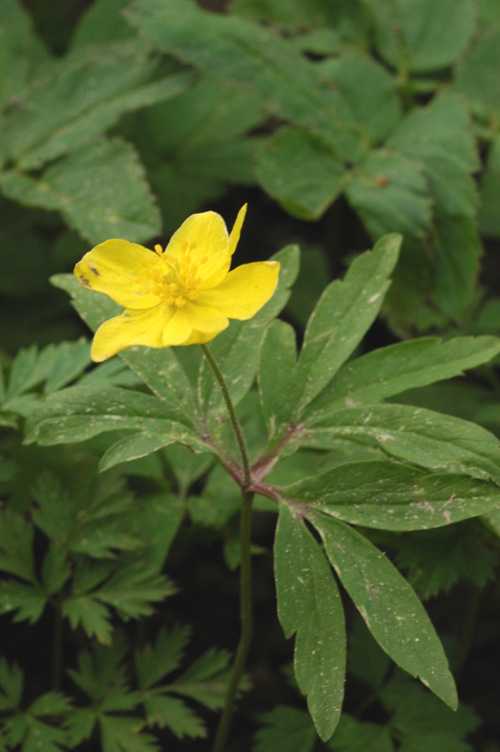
[62,594,113,644]
[306,403,500,484]
[274,503,346,741]
[171,648,232,709]
[310,514,457,709]
[254,707,317,752]
[99,714,159,752]
[1,40,195,169]
[344,150,432,240]
[388,94,478,217]
[126,0,364,161]
[0,509,35,582]
[395,523,497,599]
[257,127,346,220]
[0,0,50,108]
[0,659,23,710]
[135,625,191,690]
[95,558,174,620]
[455,26,500,119]
[29,692,72,717]
[329,713,394,752]
[41,544,71,596]
[0,139,160,244]
[280,460,500,531]
[0,580,46,624]
[292,234,401,414]
[365,0,475,73]
[143,695,205,738]
[305,335,500,418]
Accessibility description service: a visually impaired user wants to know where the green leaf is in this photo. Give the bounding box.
[126,0,364,161]
[71,0,135,47]
[0,659,23,710]
[258,320,298,439]
[170,648,232,709]
[0,509,35,582]
[95,557,175,620]
[50,274,200,425]
[98,431,197,472]
[0,139,161,244]
[328,713,394,752]
[293,234,401,413]
[387,94,478,217]
[130,493,186,568]
[306,403,500,484]
[254,707,318,752]
[455,26,500,119]
[25,384,201,449]
[41,544,71,596]
[380,674,479,752]
[0,0,50,109]
[256,127,346,220]
[1,40,195,170]
[479,136,500,237]
[365,0,476,73]
[310,514,457,709]
[431,213,482,321]
[135,625,190,690]
[197,244,299,423]
[305,335,500,418]
[142,695,205,739]
[99,715,159,752]
[395,523,497,599]
[280,460,500,531]
[344,150,432,240]
[0,580,46,624]
[274,503,346,741]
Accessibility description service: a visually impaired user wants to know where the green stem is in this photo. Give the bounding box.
[200,343,252,488]
[212,489,254,752]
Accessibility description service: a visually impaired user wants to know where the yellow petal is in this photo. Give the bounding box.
[161,302,229,346]
[228,204,247,257]
[75,239,163,309]
[165,211,232,289]
[91,304,173,362]
[197,261,280,320]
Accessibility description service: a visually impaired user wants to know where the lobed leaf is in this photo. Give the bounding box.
[310,514,457,709]
[274,503,346,741]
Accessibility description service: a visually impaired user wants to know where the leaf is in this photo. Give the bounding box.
[135,625,191,690]
[1,40,196,169]
[344,150,432,240]
[328,714,394,752]
[455,26,500,119]
[387,93,478,217]
[95,557,175,620]
[395,523,497,599]
[170,648,232,709]
[479,136,500,237]
[305,335,500,418]
[365,0,476,73]
[306,403,500,484]
[0,509,35,582]
[310,513,457,709]
[142,695,205,739]
[0,659,23,710]
[380,674,479,752]
[0,139,161,244]
[25,385,202,450]
[431,212,482,321]
[258,320,298,439]
[292,234,401,414]
[99,715,159,752]
[256,127,346,220]
[51,274,200,425]
[280,460,500,531]
[197,244,299,424]
[254,707,318,752]
[0,580,46,624]
[71,0,135,47]
[0,0,50,109]
[126,0,364,161]
[274,503,346,741]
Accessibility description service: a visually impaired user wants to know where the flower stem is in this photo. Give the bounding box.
[212,488,254,752]
[200,344,251,488]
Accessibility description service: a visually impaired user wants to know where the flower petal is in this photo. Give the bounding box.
[91,304,173,361]
[161,302,229,346]
[197,261,280,320]
[228,204,247,257]
[75,239,163,309]
[165,211,232,289]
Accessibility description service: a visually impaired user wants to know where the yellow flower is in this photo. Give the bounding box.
[74,205,280,362]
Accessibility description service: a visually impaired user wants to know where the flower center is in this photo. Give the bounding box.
[137,241,208,307]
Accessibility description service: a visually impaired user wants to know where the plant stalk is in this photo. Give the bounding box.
[212,488,254,752]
